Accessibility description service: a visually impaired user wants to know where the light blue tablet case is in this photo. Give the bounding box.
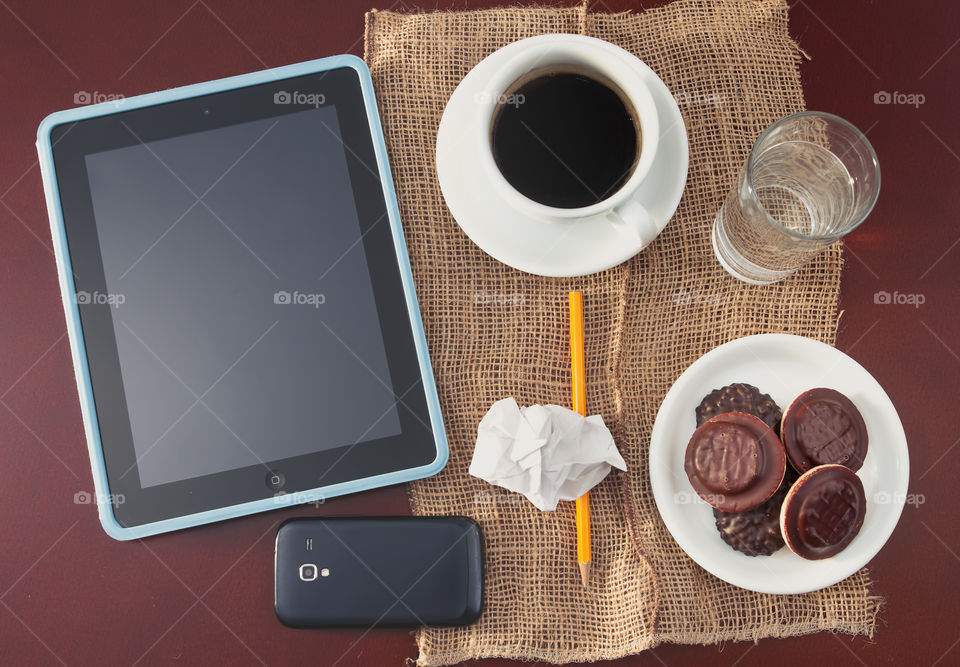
[36,56,448,540]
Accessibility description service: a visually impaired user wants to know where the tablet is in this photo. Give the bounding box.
[37,56,448,540]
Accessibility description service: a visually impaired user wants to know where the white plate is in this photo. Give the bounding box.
[649,334,909,594]
[436,36,688,277]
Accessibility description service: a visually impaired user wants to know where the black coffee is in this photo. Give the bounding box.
[491,68,640,209]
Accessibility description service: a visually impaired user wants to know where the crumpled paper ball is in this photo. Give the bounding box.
[468,397,627,511]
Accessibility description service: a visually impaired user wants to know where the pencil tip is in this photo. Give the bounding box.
[579,561,591,587]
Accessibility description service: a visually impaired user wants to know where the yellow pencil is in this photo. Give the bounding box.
[569,291,591,587]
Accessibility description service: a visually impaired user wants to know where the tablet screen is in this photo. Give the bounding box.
[48,65,441,530]
[83,107,402,488]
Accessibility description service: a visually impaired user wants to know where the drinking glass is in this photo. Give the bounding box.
[712,111,880,284]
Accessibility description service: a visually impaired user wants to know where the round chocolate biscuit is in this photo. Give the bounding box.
[781,388,868,473]
[780,464,866,560]
[713,466,798,557]
[696,383,782,433]
[684,412,787,512]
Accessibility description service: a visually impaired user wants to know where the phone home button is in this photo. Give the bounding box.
[266,470,286,491]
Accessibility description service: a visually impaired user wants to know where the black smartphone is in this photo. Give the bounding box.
[274,516,483,628]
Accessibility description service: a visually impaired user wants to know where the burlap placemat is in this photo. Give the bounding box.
[364,1,882,663]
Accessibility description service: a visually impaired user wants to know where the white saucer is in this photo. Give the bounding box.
[436,37,688,277]
[649,334,909,594]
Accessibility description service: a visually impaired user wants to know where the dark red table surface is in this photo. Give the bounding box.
[1,1,957,665]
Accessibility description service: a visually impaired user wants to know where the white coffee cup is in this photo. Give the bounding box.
[475,35,662,245]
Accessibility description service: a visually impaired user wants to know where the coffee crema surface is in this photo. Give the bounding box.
[491,68,640,209]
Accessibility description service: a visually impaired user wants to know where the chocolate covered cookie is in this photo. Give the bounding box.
[713,466,798,557]
[696,383,782,433]
[780,464,866,560]
[684,412,787,512]
[781,388,868,472]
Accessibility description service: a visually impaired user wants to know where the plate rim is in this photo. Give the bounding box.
[649,333,909,594]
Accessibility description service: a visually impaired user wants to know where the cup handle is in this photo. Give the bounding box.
[606,197,662,247]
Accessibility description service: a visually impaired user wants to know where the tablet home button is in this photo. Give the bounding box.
[266,470,286,490]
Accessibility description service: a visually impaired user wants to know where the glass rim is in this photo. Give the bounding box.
[743,110,881,242]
